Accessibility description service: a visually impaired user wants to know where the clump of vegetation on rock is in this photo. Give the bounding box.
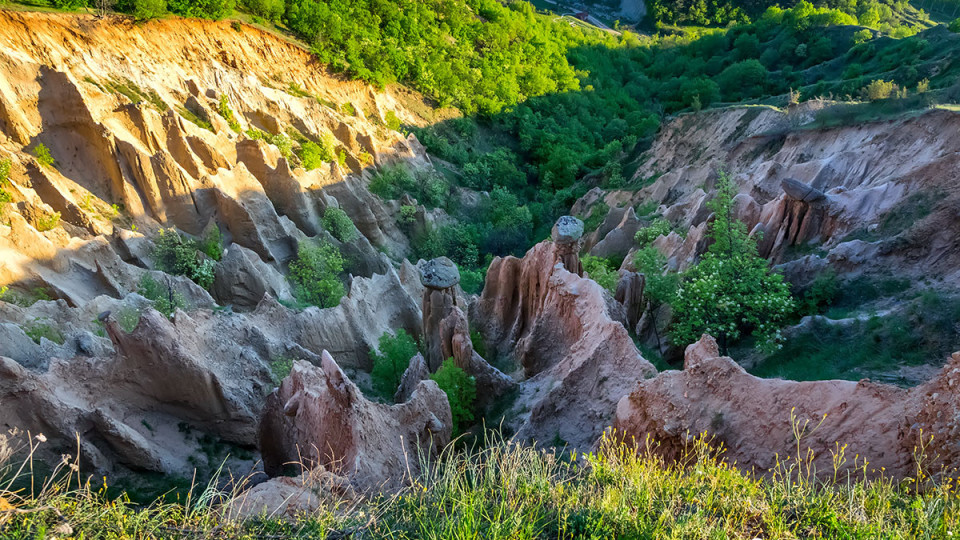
[151,228,217,290]
[370,329,419,399]
[321,207,357,243]
[581,255,618,294]
[288,240,346,309]
[431,358,476,437]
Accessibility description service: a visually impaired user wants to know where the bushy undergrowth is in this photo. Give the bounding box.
[430,358,477,437]
[287,240,346,309]
[151,228,218,290]
[321,207,357,243]
[581,254,618,293]
[752,291,960,381]
[3,431,958,539]
[370,329,420,399]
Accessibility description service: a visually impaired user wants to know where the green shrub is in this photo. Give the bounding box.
[431,358,477,437]
[862,79,899,101]
[950,18,960,33]
[369,165,447,208]
[216,96,241,133]
[672,172,795,354]
[36,212,61,232]
[23,319,64,345]
[198,226,223,261]
[240,0,282,21]
[370,329,420,399]
[31,144,54,168]
[298,133,337,170]
[175,105,214,132]
[581,255,618,294]
[137,274,187,317]
[0,159,10,186]
[582,202,609,233]
[385,110,402,131]
[634,218,671,246]
[166,0,234,19]
[321,207,357,243]
[288,241,346,308]
[151,228,216,289]
[798,269,839,316]
[341,102,356,116]
[50,0,86,9]
[269,356,295,385]
[460,268,485,296]
[123,0,167,21]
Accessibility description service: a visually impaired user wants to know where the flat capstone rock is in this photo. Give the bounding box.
[419,257,460,289]
[552,216,585,244]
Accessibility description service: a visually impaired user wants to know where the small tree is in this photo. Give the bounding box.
[288,241,346,308]
[370,329,420,398]
[431,358,476,436]
[94,0,116,17]
[671,172,794,355]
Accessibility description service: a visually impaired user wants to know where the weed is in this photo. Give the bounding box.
[35,211,60,232]
[269,356,294,385]
[216,95,241,133]
[23,319,65,345]
[31,143,54,168]
[175,104,214,132]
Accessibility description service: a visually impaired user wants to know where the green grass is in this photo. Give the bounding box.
[175,105,214,132]
[751,291,960,383]
[3,431,958,539]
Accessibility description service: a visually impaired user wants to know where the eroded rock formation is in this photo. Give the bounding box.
[418,257,514,409]
[612,335,960,479]
[258,352,452,490]
[475,225,656,449]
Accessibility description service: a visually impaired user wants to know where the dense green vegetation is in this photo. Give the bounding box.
[671,173,795,354]
[370,329,420,399]
[287,240,346,308]
[4,431,959,538]
[430,358,477,436]
[151,228,219,290]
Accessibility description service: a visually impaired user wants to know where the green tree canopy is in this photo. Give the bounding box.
[671,172,795,355]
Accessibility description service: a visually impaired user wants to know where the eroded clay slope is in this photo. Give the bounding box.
[586,103,960,288]
[613,335,960,479]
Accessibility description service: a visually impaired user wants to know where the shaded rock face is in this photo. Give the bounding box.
[0,263,425,478]
[615,105,960,287]
[612,335,960,479]
[258,352,452,491]
[418,257,514,409]
[394,353,429,403]
[475,239,656,449]
[0,307,272,477]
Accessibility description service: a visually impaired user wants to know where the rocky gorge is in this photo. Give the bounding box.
[1,10,959,524]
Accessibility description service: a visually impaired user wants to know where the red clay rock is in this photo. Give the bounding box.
[612,335,960,479]
[258,351,452,490]
[476,239,656,449]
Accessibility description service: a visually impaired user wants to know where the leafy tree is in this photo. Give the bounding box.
[166,0,234,19]
[288,241,346,308]
[431,358,476,437]
[240,0,282,20]
[581,255,618,293]
[370,329,420,399]
[322,207,358,243]
[671,172,795,355]
[152,228,216,289]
